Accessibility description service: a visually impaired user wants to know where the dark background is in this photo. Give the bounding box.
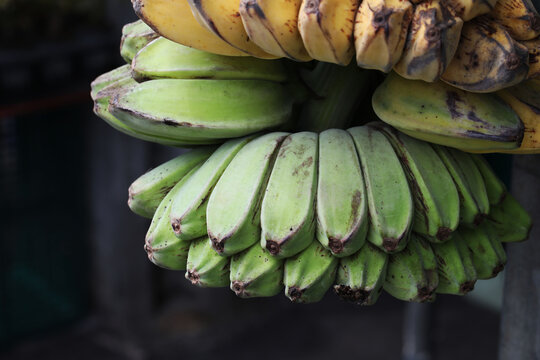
[0,1,529,359]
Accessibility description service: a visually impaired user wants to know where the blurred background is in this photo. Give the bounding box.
[1,1,539,359]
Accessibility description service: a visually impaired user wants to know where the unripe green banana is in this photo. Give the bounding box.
[110,79,294,141]
[129,148,214,218]
[261,132,318,258]
[348,126,413,253]
[207,132,289,256]
[433,146,490,227]
[230,243,284,298]
[376,124,460,242]
[384,234,439,302]
[170,136,254,241]
[316,129,367,257]
[131,37,289,82]
[461,226,507,280]
[185,237,230,288]
[431,232,477,295]
[90,65,131,99]
[284,241,339,303]
[145,164,202,270]
[470,155,507,206]
[486,192,532,242]
[120,20,159,63]
[372,72,524,152]
[334,243,388,305]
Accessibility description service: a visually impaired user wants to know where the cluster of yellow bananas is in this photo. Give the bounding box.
[133,0,539,92]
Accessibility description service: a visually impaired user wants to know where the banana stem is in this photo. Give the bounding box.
[295,62,373,132]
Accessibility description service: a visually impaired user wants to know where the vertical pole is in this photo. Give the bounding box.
[499,155,540,360]
[402,303,433,360]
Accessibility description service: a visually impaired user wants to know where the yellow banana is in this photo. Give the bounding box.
[446,0,498,21]
[239,0,312,61]
[298,0,361,65]
[132,0,248,56]
[521,36,540,78]
[187,0,279,59]
[354,0,414,72]
[441,17,530,92]
[394,0,463,82]
[490,0,540,40]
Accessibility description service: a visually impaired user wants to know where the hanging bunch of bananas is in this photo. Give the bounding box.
[132,0,540,91]
[129,125,530,304]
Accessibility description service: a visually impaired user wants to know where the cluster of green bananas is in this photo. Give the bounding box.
[90,21,297,147]
[133,0,540,92]
[128,124,531,304]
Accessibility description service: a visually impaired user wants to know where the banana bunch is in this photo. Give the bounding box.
[372,72,540,153]
[130,124,531,304]
[91,20,297,147]
[131,0,540,91]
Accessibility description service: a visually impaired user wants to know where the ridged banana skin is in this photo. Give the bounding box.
[445,0,497,21]
[384,235,439,302]
[461,226,507,280]
[132,37,288,83]
[394,1,463,82]
[120,20,160,64]
[441,18,530,93]
[261,132,318,259]
[297,0,361,65]
[170,136,253,242]
[144,165,202,270]
[110,79,293,141]
[316,129,368,257]
[348,126,414,253]
[132,0,248,57]
[284,241,339,303]
[377,124,460,242]
[334,243,388,305]
[128,148,213,219]
[90,65,131,99]
[187,0,278,59]
[497,89,540,154]
[509,78,540,106]
[486,192,532,242]
[93,74,208,146]
[239,0,312,61]
[433,146,490,227]
[470,155,507,205]
[521,37,540,79]
[185,237,230,288]
[230,243,284,298]
[353,0,413,73]
[372,72,524,151]
[207,133,289,256]
[431,232,477,295]
[491,0,540,40]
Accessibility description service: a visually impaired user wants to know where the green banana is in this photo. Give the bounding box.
[431,232,477,295]
[109,79,294,141]
[90,64,131,99]
[376,124,460,242]
[132,36,288,82]
[348,126,413,253]
[461,226,506,280]
[384,234,439,302]
[334,243,388,305]
[170,136,253,241]
[470,155,507,206]
[486,192,532,242]
[433,146,490,227]
[120,19,159,63]
[372,72,524,152]
[230,243,284,298]
[144,164,202,270]
[207,132,289,256]
[316,129,368,257]
[185,237,230,287]
[260,132,318,258]
[128,148,214,218]
[284,241,339,304]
